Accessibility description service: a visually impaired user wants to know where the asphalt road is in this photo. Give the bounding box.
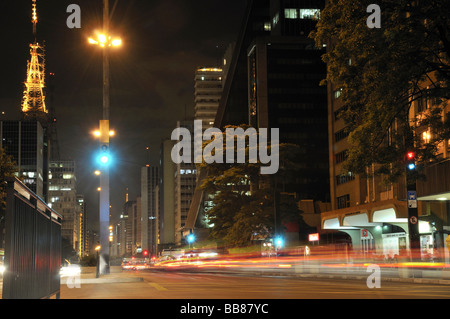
[59,269,450,299]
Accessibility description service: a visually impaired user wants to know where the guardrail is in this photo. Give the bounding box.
[2,177,62,299]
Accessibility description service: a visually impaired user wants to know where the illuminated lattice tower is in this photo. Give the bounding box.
[21,0,48,122]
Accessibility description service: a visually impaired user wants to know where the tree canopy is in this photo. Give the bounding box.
[311,0,450,183]
[198,125,304,247]
[0,147,16,211]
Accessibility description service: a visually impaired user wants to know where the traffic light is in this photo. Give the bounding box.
[406,151,416,170]
[143,250,149,257]
[187,234,195,244]
[97,143,111,166]
[274,236,284,248]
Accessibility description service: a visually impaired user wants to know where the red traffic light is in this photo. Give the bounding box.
[143,250,149,256]
[406,152,415,160]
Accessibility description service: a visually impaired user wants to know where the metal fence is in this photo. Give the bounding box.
[2,177,62,299]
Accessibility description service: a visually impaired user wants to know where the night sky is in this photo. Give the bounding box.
[0,0,247,228]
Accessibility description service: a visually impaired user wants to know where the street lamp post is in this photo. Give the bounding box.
[88,0,121,276]
[95,244,101,278]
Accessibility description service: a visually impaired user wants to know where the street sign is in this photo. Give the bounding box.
[309,233,319,242]
[409,216,418,225]
[407,191,417,208]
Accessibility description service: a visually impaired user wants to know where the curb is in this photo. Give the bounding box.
[61,276,144,285]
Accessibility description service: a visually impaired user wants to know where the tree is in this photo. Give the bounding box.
[0,147,16,211]
[198,125,304,247]
[311,0,450,183]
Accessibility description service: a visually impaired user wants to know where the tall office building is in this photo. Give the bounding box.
[141,166,159,255]
[158,139,176,249]
[194,68,223,128]
[122,200,141,256]
[77,194,86,257]
[117,208,132,257]
[48,160,81,252]
[174,121,197,245]
[185,0,329,241]
[247,0,328,200]
[1,121,46,199]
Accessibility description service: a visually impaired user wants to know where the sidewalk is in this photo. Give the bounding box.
[59,266,145,299]
[61,266,144,284]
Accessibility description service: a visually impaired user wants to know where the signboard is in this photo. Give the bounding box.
[409,216,418,225]
[362,229,369,237]
[309,233,319,242]
[446,235,450,249]
[407,191,417,208]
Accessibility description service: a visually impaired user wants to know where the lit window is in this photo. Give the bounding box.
[334,88,343,99]
[285,8,298,19]
[299,9,321,20]
[264,22,272,31]
[422,131,431,143]
[63,174,73,179]
[272,13,279,26]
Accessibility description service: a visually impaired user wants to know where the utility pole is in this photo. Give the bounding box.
[88,0,122,276]
[99,0,111,275]
[405,121,420,261]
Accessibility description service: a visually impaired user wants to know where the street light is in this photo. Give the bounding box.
[95,244,101,278]
[88,33,122,48]
[88,0,122,276]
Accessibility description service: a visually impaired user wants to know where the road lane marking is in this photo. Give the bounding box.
[148,283,168,291]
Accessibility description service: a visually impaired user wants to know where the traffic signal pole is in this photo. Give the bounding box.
[99,0,111,275]
[99,120,110,275]
[406,151,420,260]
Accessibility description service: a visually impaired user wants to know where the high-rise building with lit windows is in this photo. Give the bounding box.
[48,160,81,253]
[141,166,159,255]
[0,121,47,199]
[194,68,223,128]
[77,194,87,257]
[174,121,197,245]
[158,139,176,249]
[183,0,330,247]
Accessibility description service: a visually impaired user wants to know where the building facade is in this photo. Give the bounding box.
[77,194,87,257]
[174,121,197,245]
[158,139,176,249]
[320,3,450,261]
[194,67,223,128]
[1,121,47,199]
[141,166,159,255]
[48,160,81,253]
[184,0,330,244]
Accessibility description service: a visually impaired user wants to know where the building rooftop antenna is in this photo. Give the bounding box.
[32,0,38,39]
[22,0,48,118]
